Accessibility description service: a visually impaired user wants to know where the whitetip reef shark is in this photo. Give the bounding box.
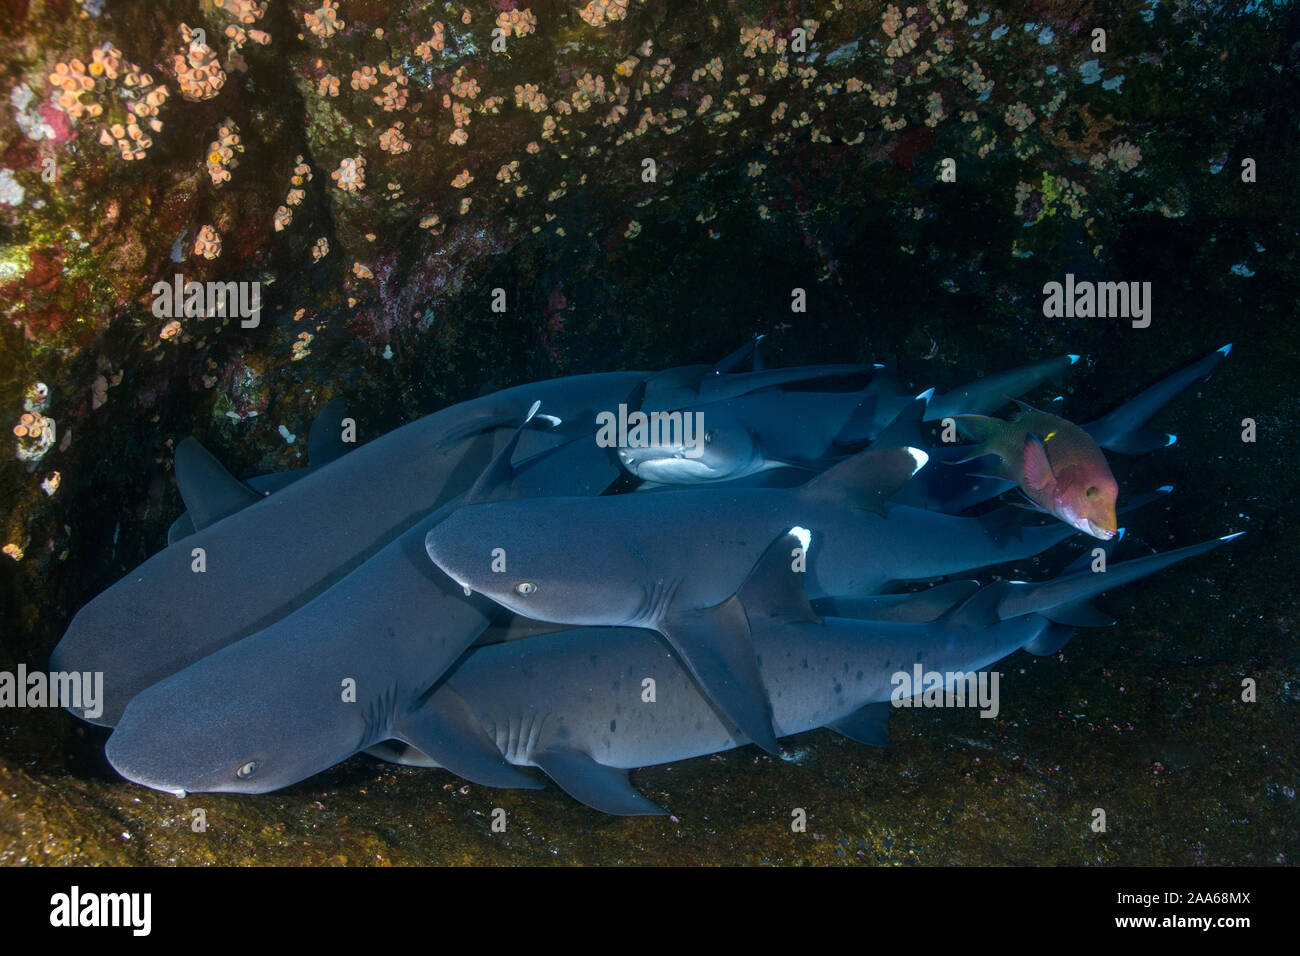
[425,443,1091,754]
[105,527,1241,813]
[53,359,869,726]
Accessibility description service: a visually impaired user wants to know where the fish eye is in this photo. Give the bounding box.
[515,581,537,596]
[236,759,260,779]
[1085,486,1099,499]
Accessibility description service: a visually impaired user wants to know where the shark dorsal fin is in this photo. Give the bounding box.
[942,580,1010,633]
[307,397,351,466]
[795,446,927,515]
[173,437,263,532]
[460,401,541,506]
[738,528,822,626]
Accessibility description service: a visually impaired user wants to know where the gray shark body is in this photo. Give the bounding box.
[53,371,654,726]
[424,446,1082,753]
[327,532,1242,814]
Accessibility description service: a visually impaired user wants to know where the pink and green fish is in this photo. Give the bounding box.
[953,402,1119,540]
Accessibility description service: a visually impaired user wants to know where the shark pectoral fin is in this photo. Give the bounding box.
[364,741,441,768]
[1097,428,1176,455]
[531,747,666,816]
[173,437,263,531]
[660,597,781,755]
[1023,622,1077,656]
[307,396,351,466]
[827,702,892,748]
[1041,601,1116,628]
[795,446,926,516]
[394,686,544,790]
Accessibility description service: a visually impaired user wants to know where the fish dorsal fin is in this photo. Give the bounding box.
[460,401,541,505]
[532,747,667,816]
[307,396,351,466]
[738,528,822,627]
[1022,434,1055,491]
[173,437,263,531]
[795,446,927,515]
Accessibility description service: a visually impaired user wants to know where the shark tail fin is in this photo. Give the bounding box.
[1083,345,1230,453]
[997,533,1245,622]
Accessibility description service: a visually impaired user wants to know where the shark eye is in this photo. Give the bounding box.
[704,431,713,443]
[236,759,260,779]
[1085,486,1099,499]
[515,581,537,596]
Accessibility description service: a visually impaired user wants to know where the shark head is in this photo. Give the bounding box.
[425,498,649,626]
[616,410,760,484]
[106,631,370,795]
